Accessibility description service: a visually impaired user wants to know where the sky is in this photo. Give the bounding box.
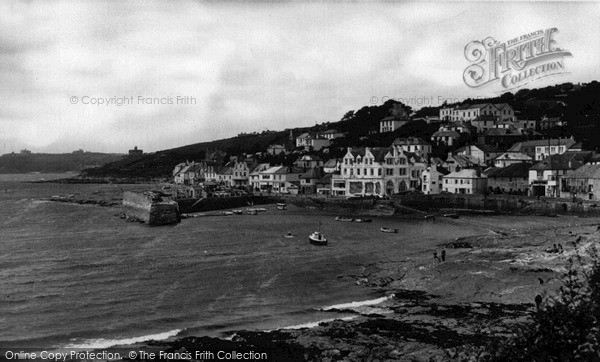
[1,1,599,154]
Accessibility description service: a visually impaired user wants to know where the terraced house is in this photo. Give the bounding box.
[331,145,425,197]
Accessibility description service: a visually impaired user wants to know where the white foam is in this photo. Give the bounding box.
[275,316,358,330]
[321,294,394,311]
[63,329,181,349]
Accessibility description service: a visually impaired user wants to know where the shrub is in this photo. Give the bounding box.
[484,246,600,361]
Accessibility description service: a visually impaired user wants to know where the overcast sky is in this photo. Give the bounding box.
[1,1,599,154]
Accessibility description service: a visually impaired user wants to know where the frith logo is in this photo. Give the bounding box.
[463,28,572,90]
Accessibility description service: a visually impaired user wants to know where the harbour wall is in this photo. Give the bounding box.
[122,191,180,225]
[393,194,600,216]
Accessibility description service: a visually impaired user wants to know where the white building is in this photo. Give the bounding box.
[442,169,488,194]
[421,164,449,194]
[393,137,432,160]
[331,145,425,197]
[493,152,533,168]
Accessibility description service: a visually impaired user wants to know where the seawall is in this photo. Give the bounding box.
[122,191,180,225]
[393,194,600,216]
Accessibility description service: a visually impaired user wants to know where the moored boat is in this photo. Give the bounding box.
[309,231,327,245]
[220,211,234,216]
[247,209,258,215]
[380,227,398,233]
[335,216,354,222]
[277,203,287,207]
[354,218,372,223]
[232,210,243,215]
[443,213,459,219]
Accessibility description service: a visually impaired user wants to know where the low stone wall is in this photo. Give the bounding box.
[123,191,179,225]
[285,196,395,216]
[393,194,600,216]
[177,195,283,213]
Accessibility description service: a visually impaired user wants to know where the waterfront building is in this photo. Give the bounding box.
[299,167,323,194]
[250,165,303,194]
[421,164,450,194]
[528,153,583,197]
[486,162,532,194]
[442,169,488,195]
[562,164,600,200]
[330,145,425,197]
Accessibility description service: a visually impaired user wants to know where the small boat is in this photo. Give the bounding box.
[443,213,459,219]
[309,221,327,246]
[277,203,287,207]
[380,227,398,233]
[309,231,327,245]
[247,210,258,215]
[424,214,436,219]
[220,211,234,216]
[284,232,294,238]
[277,205,286,210]
[354,218,372,223]
[335,216,354,222]
[232,210,243,215]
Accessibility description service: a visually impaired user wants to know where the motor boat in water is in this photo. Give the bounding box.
[380,227,398,233]
[335,216,354,222]
[309,231,327,245]
[309,221,327,245]
[284,231,295,239]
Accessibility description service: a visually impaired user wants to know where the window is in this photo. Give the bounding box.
[364,169,367,175]
[386,169,393,176]
[370,169,374,176]
[386,159,393,165]
[357,169,360,175]
[378,169,382,176]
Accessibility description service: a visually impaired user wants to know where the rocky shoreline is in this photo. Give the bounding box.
[112,217,600,361]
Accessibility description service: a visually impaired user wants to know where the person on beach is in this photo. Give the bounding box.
[433,250,439,262]
[441,249,446,262]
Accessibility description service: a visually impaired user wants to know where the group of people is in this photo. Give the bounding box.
[433,249,446,262]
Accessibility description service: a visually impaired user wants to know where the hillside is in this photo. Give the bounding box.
[0,152,124,174]
[82,81,600,179]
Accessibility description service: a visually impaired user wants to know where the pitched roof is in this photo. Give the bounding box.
[456,144,499,154]
[472,114,499,122]
[393,137,431,146]
[486,162,532,179]
[323,159,338,167]
[517,138,576,148]
[432,130,460,138]
[494,152,532,161]
[300,167,323,179]
[563,164,600,179]
[529,153,583,171]
[445,169,486,178]
[483,128,523,136]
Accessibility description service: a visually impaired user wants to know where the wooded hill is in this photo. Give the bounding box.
[82,81,600,179]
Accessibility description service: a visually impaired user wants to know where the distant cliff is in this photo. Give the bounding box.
[0,152,124,174]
